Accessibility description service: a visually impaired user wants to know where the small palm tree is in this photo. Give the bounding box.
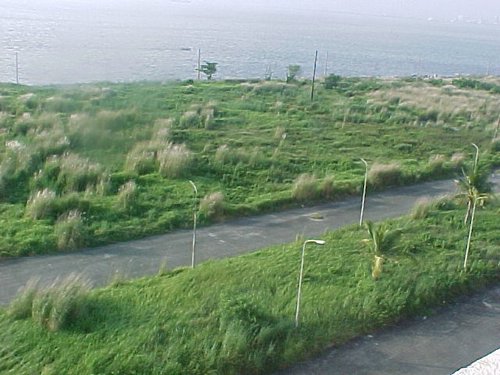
[455,148,491,225]
[363,221,401,279]
[462,187,489,270]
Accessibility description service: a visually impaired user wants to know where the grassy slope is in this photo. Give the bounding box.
[0,77,499,257]
[0,201,498,374]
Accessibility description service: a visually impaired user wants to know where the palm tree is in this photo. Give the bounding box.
[455,145,491,225]
[462,187,488,270]
[363,221,401,279]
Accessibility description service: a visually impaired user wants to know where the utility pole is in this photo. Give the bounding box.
[493,116,499,140]
[15,52,19,85]
[324,51,329,77]
[310,50,318,102]
[197,49,201,80]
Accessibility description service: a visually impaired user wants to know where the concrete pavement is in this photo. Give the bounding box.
[278,285,500,375]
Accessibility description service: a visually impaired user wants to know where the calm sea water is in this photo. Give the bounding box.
[1,0,500,85]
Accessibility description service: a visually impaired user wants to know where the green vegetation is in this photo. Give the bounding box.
[1,199,498,374]
[0,76,499,257]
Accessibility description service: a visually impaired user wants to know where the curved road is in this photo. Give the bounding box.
[1,172,499,306]
[0,172,499,375]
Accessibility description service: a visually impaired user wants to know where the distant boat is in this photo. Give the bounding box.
[180,47,192,51]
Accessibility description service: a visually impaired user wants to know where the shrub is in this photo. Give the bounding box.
[117,180,138,212]
[30,273,91,331]
[324,74,342,89]
[157,143,192,178]
[367,162,403,188]
[25,188,57,220]
[292,174,319,201]
[54,210,86,250]
[199,192,225,219]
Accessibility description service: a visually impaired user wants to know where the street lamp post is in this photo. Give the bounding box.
[359,158,368,226]
[189,180,198,268]
[295,239,326,328]
[472,143,479,172]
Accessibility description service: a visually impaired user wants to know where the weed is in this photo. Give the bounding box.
[117,180,138,212]
[199,192,225,219]
[292,174,319,201]
[157,143,192,178]
[25,188,57,220]
[7,278,40,320]
[30,273,92,331]
[54,210,86,250]
[367,162,403,188]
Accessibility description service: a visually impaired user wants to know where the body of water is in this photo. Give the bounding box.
[1,0,500,85]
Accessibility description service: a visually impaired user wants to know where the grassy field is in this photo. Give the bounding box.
[0,76,499,257]
[0,197,498,374]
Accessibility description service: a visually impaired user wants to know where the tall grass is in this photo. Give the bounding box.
[124,141,158,175]
[51,153,107,193]
[117,180,138,212]
[291,173,319,201]
[0,78,497,258]
[25,188,57,220]
[54,210,86,250]
[6,278,40,320]
[157,143,192,178]
[34,275,90,332]
[199,192,225,219]
[0,203,498,374]
[367,162,403,188]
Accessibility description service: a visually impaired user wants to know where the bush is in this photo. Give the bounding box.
[324,74,342,89]
[54,210,86,250]
[292,174,319,201]
[367,162,403,188]
[199,192,225,219]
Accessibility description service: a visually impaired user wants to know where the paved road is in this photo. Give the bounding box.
[0,172,498,307]
[278,285,500,375]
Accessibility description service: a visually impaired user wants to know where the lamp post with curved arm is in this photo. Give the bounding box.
[189,180,198,268]
[472,143,479,172]
[295,239,326,328]
[359,158,368,226]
